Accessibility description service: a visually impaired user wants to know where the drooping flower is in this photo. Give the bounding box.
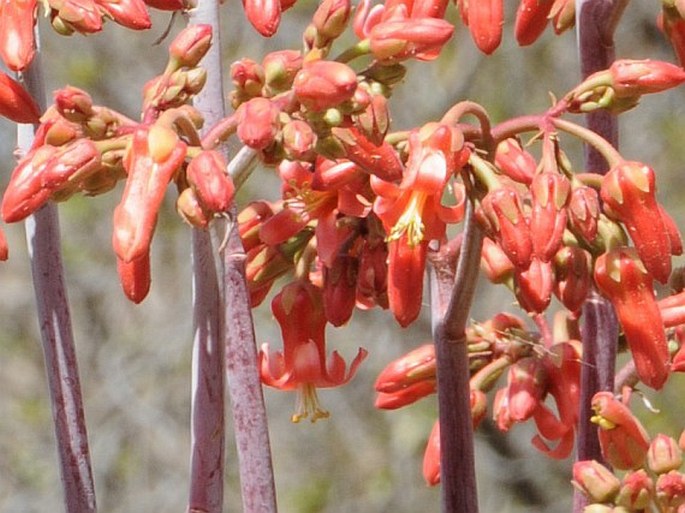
[591,391,651,470]
[259,280,367,422]
[373,123,468,326]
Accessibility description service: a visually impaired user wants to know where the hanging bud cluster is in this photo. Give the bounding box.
[1,25,235,303]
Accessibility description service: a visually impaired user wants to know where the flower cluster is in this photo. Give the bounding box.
[574,392,685,513]
[374,312,582,485]
[1,25,235,303]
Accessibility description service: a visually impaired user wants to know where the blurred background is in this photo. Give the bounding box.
[2,2,685,512]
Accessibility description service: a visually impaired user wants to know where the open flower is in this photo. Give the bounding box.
[259,280,367,422]
[373,123,468,326]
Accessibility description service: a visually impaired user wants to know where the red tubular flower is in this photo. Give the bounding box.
[514,257,554,313]
[95,0,151,29]
[531,341,581,459]
[530,172,570,262]
[374,123,467,326]
[293,60,358,111]
[553,246,591,313]
[601,161,675,284]
[186,150,235,214]
[322,254,358,327]
[648,434,683,475]
[479,187,532,270]
[594,248,669,389]
[368,16,454,62]
[113,125,187,263]
[0,0,37,71]
[375,343,435,393]
[116,251,151,303]
[505,357,547,422]
[375,380,436,409]
[2,139,101,222]
[568,185,600,245]
[609,59,685,98]
[494,138,535,185]
[143,0,192,9]
[0,71,41,123]
[514,0,554,46]
[591,391,651,470]
[259,280,367,422]
[465,0,502,55]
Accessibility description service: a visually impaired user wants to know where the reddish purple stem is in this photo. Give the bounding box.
[19,44,97,513]
[573,2,624,512]
[431,205,482,513]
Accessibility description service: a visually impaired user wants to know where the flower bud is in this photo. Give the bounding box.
[494,138,535,185]
[323,254,358,327]
[96,0,152,30]
[186,150,235,213]
[615,469,654,510]
[656,471,685,510]
[282,119,317,160]
[514,257,554,313]
[176,187,210,229]
[423,421,440,486]
[648,434,684,475]
[601,161,674,284]
[50,0,103,35]
[530,172,570,261]
[375,343,435,393]
[238,200,274,252]
[54,86,94,123]
[369,17,454,62]
[610,59,685,98]
[553,246,592,313]
[572,460,621,503]
[0,0,37,71]
[242,0,281,36]
[568,185,601,244]
[312,0,351,41]
[263,50,302,93]
[168,24,212,70]
[480,236,515,284]
[236,97,280,150]
[293,60,358,111]
[0,71,41,124]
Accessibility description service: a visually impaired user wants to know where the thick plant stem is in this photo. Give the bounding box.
[223,148,278,513]
[574,1,623,511]
[431,203,482,513]
[19,41,97,513]
[187,2,227,512]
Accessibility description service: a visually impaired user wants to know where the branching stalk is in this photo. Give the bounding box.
[431,202,483,513]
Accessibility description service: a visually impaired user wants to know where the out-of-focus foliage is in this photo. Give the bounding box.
[1,2,685,512]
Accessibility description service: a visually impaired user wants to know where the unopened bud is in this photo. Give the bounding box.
[168,24,212,69]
